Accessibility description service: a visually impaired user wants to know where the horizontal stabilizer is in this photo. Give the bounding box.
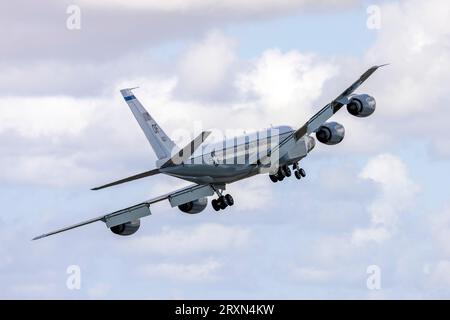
[91,168,160,191]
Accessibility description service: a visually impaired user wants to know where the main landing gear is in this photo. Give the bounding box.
[211,187,234,212]
[269,163,306,183]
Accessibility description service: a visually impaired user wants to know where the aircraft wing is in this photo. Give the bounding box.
[33,183,221,240]
[249,65,386,165]
[293,64,387,140]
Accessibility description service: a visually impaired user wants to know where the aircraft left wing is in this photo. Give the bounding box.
[32,183,222,240]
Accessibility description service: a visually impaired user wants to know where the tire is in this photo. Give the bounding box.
[299,168,306,177]
[212,199,220,211]
[277,167,285,178]
[283,165,291,177]
[269,175,278,183]
[294,170,301,180]
[219,196,227,210]
[278,175,285,181]
[225,194,234,206]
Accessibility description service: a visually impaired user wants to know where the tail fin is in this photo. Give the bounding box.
[120,88,177,160]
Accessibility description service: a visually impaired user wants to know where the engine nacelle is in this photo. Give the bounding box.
[316,122,345,145]
[178,197,208,214]
[110,219,140,236]
[347,94,376,118]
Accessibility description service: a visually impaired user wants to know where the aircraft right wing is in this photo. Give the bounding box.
[33,183,222,240]
[248,65,386,166]
[293,64,387,140]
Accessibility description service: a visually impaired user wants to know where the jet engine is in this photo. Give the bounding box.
[347,94,376,117]
[110,220,140,236]
[316,122,345,145]
[178,197,208,214]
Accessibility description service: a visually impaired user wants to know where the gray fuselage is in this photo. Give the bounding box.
[160,125,315,184]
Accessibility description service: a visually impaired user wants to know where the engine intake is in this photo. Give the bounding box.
[178,197,208,214]
[110,220,140,236]
[347,94,376,117]
[316,122,345,145]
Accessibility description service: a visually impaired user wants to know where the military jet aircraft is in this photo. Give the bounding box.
[33,65,384,240]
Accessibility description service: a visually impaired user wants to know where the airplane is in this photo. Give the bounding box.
[33,65,385,240]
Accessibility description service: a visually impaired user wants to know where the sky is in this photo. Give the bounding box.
[1,0,450,299]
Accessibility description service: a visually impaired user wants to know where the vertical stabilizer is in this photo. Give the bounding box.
[120,88,177,160]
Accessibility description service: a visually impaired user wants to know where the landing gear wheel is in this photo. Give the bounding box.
[294,170,302,180]
[277,167,285,178]
[269,175,278,183]
[292,162,298,170]
[219,196,228,210]
[282,165,291,177]
[277,175,285,181]
[212,199,220,211]
[299,168,306,177]
[224,194,234,206]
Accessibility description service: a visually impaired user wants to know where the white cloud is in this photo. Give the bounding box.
[0,254,13,269]
[227,175,274,211]
[0,96,94,138]
[176,31,237,98]
[140,260,221,282]
[352,154,420,245]
[364,0,450,156]
[351,226,390,246]
[425,260,450,288]
[125,223,251,255]
[431,205,450,257]
[359,154,420,225]
[0,154,96,187]
[11,284,55,297]
[290,265,332,283]
[236,49,337,122]
[79,0,357,13]
[0,93,155,186]
[87,283,112,299]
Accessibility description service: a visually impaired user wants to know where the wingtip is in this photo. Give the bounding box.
[377,63,390,68]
